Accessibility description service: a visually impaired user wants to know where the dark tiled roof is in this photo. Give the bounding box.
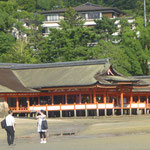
[74,2,124,13]
[0,59,150,92]
[0,69,32,92]
[40,2,125,14]
[12,59,110,88]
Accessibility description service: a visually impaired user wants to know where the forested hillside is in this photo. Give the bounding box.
[0,0,150,76]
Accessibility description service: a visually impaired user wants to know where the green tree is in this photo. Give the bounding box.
[0,1,18,32]
[37,0,60,10]
[16,0,36,12]
[26,24,45,61]
[85,40,131,75]
[103,0,138,10]
[119,17,150,75]
[136,0,150,19]
[40,26,97,62]
[94,16,117,41]
[135,17,150,74]
[0,40,40,63]
[0,32,15,54]
[59,7,84,29]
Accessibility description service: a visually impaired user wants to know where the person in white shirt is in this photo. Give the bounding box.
[36,110,47,144]
[5,110,15,145]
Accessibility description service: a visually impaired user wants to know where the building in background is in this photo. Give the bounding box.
[40,2,125,36]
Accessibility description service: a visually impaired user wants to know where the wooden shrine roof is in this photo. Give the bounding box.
[12,59,110,89]
[0,69,33,93]
[0,59,150,93]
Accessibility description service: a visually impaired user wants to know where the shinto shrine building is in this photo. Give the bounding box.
[1,59,150,117]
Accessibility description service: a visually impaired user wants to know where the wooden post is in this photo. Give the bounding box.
[62,95,64,104]
[52,95,54,105]
[96,102,99,117]
[79,93,81,104]
[104,90,107,116]
[27,97,30,111]
[65,94,68,104]
[146,96,149,114]
[121,89,123,115]
[138,96,140,103]
[46,104,48,118]
[112,97,115,116]
[137,96,140,115]
[60,103,62,118]
[93,89,96,104]
[32,112,35,118]
[74,103,76,117]
[130,89,133,115]
[147,95,149,108]
[16,97,19,110]
[28,113,30,118]
[144,107,147,115]
[85,102,88,117]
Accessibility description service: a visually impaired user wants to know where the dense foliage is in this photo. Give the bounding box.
[0,0,150,76]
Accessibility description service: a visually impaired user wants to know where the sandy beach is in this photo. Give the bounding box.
[1,115,150,150]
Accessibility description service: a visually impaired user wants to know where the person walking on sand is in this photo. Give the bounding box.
[5,110,16,146]
[36,110,47,144]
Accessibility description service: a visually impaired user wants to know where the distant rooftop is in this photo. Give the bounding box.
[40,2,125,15]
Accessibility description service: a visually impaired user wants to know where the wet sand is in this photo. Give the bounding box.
[1,115,150,150]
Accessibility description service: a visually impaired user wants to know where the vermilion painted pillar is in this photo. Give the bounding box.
[93,89,96,104]
[144,95,148,114]
[16,97,19,110]
[137,96,140,115]
[121,89,123,115]
[27,97,30,110]
[104,90,107,116]
[130,89,133,115]
[138,96,140,103]
[38,97,40,105]
[112,97,115,116]
[146,96,149,108]
[74,103,76,117]
[4,96,8,109]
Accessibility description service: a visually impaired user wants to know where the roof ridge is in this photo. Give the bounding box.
[13,59,109,70]
[0,59,110,70]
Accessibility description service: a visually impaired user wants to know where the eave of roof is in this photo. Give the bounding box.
[40,2,125,15]
[0,68,33,93]
[103,76,139,82]
[133,87,150,92]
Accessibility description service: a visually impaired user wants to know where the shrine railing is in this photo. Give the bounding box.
[8,102,147,112]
